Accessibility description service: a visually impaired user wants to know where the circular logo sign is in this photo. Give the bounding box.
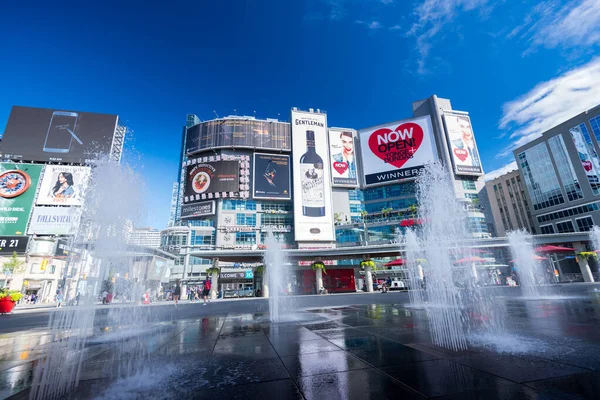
[0,170,31,198]
[192,171,211,194]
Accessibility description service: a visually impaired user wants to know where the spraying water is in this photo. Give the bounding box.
[590,226,600,277]
[507,230,544,298]
[263,233,290,322]
[404,229,425,307]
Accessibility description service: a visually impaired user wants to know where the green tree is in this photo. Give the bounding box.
[360,210,368,221]
[408,204,418,217]
[381,207,393,218]
[2,252,25,288]
[334,213,342,225]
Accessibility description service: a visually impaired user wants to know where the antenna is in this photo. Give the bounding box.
[213,110,219,118]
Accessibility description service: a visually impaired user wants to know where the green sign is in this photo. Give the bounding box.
[0,163,43,236]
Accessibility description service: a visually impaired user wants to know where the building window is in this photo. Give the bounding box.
[336,227,362,243]
[235,232,256,244]
[556,220,575,233]
[236,214,256,226]
[540,225,555,234]
[465,193,479,200]
[261,214,293,225]
[569,123,600,195]
[364,198,415,214]
[548,135,583,201]
[590,116,600,143]
[349,203,364,214]
[223,200,257,211]
[363,183,415,201]
[190,233,215,246]
[348,189,364,201]
[576,216,594,232]
[260,232,293,243]
[537,201,600,223]
[518,143,565,211]
[461,179,477,191]
[260,202,292,212]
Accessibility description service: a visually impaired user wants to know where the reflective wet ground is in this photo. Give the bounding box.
[2,287,600,399]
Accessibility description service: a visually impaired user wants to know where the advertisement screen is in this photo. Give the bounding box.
[329,128,358,187]
[27,206,81,235]
[253,153,291,200]
[0,163,42,236]
[186,119,291,154]
[183,160,240,203]
[570,124,600,194]
[359,116,437,186]
[291,110,334,241]
[36,165,90,206]
[0,236,29,254]
[180,201,216,219]
[1,106,118,164]
[443,112,483,175]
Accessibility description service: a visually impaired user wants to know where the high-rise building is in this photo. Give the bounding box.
[127,227,162,248]
[514,103,600,234]
[167,182,179,227]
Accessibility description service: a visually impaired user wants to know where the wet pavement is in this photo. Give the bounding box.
[1,287,600,399]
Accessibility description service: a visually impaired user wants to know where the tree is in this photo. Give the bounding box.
[360,210,369,221]
[381,207,393,218]
[408,204,418,217]
[334,213,342,225]
[2,252,25,289]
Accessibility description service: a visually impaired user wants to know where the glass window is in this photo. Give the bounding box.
[363,183,415,201]
[236,214,256,226]
[576,216,594,232]
[540,225,555,234]
[569,123,600,195]
[336,227,362,243]
[461,179,477,191]
[260,231,294,244]
[235,232,256,244]
[518,143,565,211]
[348,189,364,201]
[364,198,415,214]
[349,203,364,213]
[464,193,478,200]
[548,135,583,201]
[590,116,600,143]
[261,214,293,225]
[222,200,256,211]
[556,220,575,233]
[260,202,292,212]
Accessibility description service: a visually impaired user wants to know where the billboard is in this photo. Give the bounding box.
[36,165,90,206]
[359,116,437,186]
[329,128,358,187]
[253,153,291,200]
[185,119,291,154]
[0,236,29,254]
[180,201,216,219]
[0,163,42,236]
[0,106,118,164]
[443,112,483,175]
[291,110,335,241]
[570,124,600,193]
[183,159,240,203]
[27,206,82,235]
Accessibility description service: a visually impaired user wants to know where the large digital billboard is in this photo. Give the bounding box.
[359,116,437,186]
[183,159,240,203]
[185,119,291,154]
[36,165,90,206]
[329,128,358,187]
[253,153,291,200]
[291,110,335,242]
[1,106,118,164]
[27,206,82,235]
[443,112,483,175]
[0,163,42,236]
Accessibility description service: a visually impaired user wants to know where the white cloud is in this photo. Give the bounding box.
[498,57,600,157]
[381,0,394,4]
[484,161,518,182]
[369,21,382,29]
[389,24,402,30]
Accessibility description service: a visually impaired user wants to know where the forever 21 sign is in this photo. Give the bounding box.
[0,236,29,254]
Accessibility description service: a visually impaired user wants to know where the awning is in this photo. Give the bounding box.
[509,255,548,262]
[535,245,575,252]
[383,258,405,267]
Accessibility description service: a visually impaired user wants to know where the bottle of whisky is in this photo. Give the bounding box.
[300,130,325,217]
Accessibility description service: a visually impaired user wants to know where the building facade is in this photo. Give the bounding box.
[127,228,162,248]
[484,169,536,236]
[514,104,600,234]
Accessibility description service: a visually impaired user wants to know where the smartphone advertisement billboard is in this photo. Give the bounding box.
[0,106,118,164]
[253,153,291,200]
[443,112,483,175]
[291,110,334,242]
[359,116,437,186]
[36,165,90,206]
[183,159,240,203]
[0,163,42,236]
[329,128,359,187]
[27,206,81,235]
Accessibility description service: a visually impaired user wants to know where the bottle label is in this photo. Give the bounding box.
[301,163,325,208]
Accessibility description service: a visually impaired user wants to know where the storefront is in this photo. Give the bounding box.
[219,270,255,298]
[293,269,356,294]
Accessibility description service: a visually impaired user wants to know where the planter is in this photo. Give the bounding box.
[0,298,16,314]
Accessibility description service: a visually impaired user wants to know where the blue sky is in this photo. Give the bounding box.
[1,0,599,228]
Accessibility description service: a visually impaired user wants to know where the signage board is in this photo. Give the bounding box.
[36,165,90,206]
[0,106,118,164]
[27,206,82,235]
[0,163,43,235]
[0,236,29,254]
[443,112,483,175]
[291,110,335,241]
[252,153,291,200]
[183,159,240,203]
[180,201,215,219]
[329,128,359,187]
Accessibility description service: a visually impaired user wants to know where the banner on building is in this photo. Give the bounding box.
[443,112,483,175]
[36,165,90,206]
[0,163,42,235]
[359,116,437,186]
[570,124,600,192]
[0,106,118,164]
[27,206,82,235]
[183,159,240,203]
[180,201,216,219]
[0,236,29,254]
[253,153,291,200]
[291,109,335,241]
[329,128,359,187]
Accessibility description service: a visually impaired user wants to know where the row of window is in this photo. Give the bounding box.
[536,202,600,223]
[233,231,294,245]
[363,183,415,201]
[461,179,477,191]
[364,198,416,214]
[222,200,294,212]
[540,216,595,234]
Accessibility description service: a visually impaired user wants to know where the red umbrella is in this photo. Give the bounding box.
[509,255,548,262]
[454,256,486,263]
[535,245,575,252]
[384,258,405,267]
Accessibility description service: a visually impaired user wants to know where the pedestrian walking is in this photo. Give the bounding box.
[173,280,181,307]
[203,279,211,305]
[56,289,63,308]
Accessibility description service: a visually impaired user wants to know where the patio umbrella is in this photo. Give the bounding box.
[454,256,487,263]
[535,245,575,252]
[509,255,548,262]
[384,258,405,267]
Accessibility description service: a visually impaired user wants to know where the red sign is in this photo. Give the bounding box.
[368,123,424,169]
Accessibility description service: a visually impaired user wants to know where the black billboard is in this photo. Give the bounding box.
[181,201,215,219]
[252,153,291,200]
[0,236,29,254]
[185,119,291,154]
[54,238,82,258]
[0,106,118,164]
[184,160,239,203]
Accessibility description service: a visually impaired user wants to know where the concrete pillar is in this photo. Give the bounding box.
[210,270,219,299]
[315,268,323,293]
[574,243,595,283]
[262,268,269,298]
[365,267,374,292]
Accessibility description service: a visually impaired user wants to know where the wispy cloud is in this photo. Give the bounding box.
[369,21,382,29]
[497,57,600,157]
[381,0,394,4]
[484,161,518,181]
[389,24,402,30]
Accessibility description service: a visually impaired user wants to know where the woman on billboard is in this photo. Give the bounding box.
[332,131,357,179]
[50,172,75,199]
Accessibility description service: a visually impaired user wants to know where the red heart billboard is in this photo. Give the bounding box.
[367,122,424,168]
